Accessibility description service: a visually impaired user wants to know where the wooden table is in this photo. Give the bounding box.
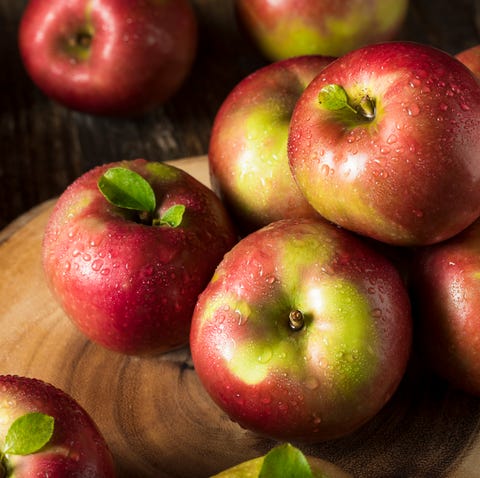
[2,1,480,477]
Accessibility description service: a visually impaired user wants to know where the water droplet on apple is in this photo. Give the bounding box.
[142,265,154,277]
[371,308,383,318]
[257,346,272,363]
[407,103,420,117]
[265,275,277,285]
[101,268,110,276]
[91,259,103,272]
[439,103,449,111]
[64,261,71,272]
[320,164,330,176]
[305,376,319,390]
[82,253,91,262]
[278,402,289,414]
[341,351,358,363]
[235,309,248,326]
[387,134,397,144]
[460,103,471,111]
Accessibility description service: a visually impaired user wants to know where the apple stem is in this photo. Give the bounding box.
[289,310,305,331]
[73,31,92,49]
[357,95,376,120]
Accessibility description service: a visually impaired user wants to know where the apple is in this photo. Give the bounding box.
[410,218,480,396]
[212,443,352,478]
[208,55,334,235]
[288,41,480,246]
[18,0,198,116]
[190,217,412,442]
[42,159,237,355]
[0,374,115,477]
[234,0,409,61]
[456,44,480,78]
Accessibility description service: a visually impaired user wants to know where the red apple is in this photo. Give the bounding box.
[18,0,198,116]
[42,159,237,355]
[208,55,333,235]
[411,218,480,396]
[190,217,412,442]
[0,375,115,477]
[288,41,480,246]
[456,44,480,78]
[234,0,409,61]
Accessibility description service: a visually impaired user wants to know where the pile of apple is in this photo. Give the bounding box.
[12,0,480,475]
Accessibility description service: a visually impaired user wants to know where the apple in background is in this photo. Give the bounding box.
[42,159,237,356]
[411,218,480,397]
[208,55,333,235]
[288,41,480,246]
[190,218,412,442]
[234,0,409,61]
[456,44,480,77]
[18,0,198,116]
[0,375,115,477]
[212,443,352,478]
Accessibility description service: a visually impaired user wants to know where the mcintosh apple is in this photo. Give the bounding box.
[234,0,409,61]
[288,41,480,246]
[190,217,412,442]
[18,0,198,116]
[212,443,352,478]
[208,55,333,235]
[42,159,237,355]
[456,44,480,78]
[0,375,115,477]
[411,218,480,396]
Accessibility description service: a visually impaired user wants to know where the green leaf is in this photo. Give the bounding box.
[259,443,314,478]
[98,167,156,213]
[3,412,54,456]
[318,84,350,111]
[154,204,185,227]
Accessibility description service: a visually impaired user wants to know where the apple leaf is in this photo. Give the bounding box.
[259,443,314,478]
[98,167,156,213]
[154,204,186,227]
[318,84,351,111]
[3,412,54,456]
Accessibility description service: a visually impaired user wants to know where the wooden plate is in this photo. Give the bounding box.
[1,155,480,478]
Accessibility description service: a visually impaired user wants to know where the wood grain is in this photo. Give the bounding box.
[2,156,480,478]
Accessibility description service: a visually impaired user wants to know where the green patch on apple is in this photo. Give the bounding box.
[228,277,376,396]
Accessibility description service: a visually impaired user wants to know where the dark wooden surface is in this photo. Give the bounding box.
[1,0,480,231]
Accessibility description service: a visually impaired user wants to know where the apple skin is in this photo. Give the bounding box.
[411,218,480,396]
[288,41,480,246]
[208,55,334,235]
[212,451,352,478]
[0,375,115,477]
[18,0,198,116]
[42,159,237,356]
[234,0,409,61]
[190,218,412,442]
[456,44,480,78]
